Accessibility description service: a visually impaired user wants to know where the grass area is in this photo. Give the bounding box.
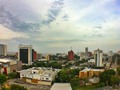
[73,85,97,90]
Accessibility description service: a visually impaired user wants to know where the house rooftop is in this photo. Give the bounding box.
[81,68,104,72]
[0,59,12,63]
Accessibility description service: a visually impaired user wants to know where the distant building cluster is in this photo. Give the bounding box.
[0,43,120,89]
[80,47,92,60]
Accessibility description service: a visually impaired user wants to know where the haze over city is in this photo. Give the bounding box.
[0,0,120,53]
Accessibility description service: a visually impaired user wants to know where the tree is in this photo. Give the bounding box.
[48,62,62,69]
[0,74,7,88]
[10,84,27,90]
[55,69,80,83]
[117,67,120,76]
[70,77,80,87]
[8,72,17,79]
[100,69,115,86]
[110,76,120,86]
[1,87,10,90]
[55,69,70,82]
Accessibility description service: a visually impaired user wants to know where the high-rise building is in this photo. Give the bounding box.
[32,49,37,62]
[33,50,37,62]
[108,51,113,62]
[18,44,33,65]
[0,44,7,56]
[94,49,103,67]
[85,47,88,54]
[46,54,51,61]
[68,50,74,60]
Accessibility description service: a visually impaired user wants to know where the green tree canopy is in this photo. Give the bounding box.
[0,74,7,88]
[10,84,27,90]
[117,67,120,76]
[8,72,17,79]
[55,69,80,83]
[110,76,120,86]
[100,69,115,86]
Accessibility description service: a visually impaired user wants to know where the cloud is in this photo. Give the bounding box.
[62,14,69,21]
[42,0,64,24]
[94,26,102,29]
[0,0,41,32]
[0,25,29,40]
[0,0,120,53]
[36,38,85,44]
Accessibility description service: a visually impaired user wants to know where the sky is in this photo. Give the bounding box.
[0,0,120,54]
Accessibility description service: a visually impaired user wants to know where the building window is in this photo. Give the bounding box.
[46,78,48,80]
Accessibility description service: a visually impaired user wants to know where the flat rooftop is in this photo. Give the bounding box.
[0,59,11,63]
[50,83,72,90]
[81,68,104,72]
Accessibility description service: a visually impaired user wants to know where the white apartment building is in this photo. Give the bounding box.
[94,49,103,67]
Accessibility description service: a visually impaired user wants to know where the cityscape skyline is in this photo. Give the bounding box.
[0,0,120,53]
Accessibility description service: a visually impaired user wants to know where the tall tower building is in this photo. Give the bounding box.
[85,47,88,59]
[94,49,103,67]
[32,49,37,62]
[85,47,88,54]
[108,51,113,62]
[46,54,51,61]
[0,44,7,56]
[18,44,33,65]
[68,48,74,60]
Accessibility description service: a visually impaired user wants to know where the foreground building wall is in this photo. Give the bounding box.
[0,59,22,75]
[22,77,51,85]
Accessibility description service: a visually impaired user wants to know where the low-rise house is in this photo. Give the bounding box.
[79,68,104,78]
[18,67,60,85]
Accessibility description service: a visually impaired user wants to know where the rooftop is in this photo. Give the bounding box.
[0,59,12,63]
[50,83,72,90]
[81,68,104,72]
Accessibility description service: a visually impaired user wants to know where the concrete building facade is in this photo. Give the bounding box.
[68,50,74,60]
[79,68,104,79]
[94,49,103,67]
[18,67,60,85]
[0,44,7,56]
[0,59,22,75]
[18,44,33,65]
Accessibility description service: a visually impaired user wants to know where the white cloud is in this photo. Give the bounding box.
[0,25,29,40]
[0,0,119,53]
[22,0,54,20]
